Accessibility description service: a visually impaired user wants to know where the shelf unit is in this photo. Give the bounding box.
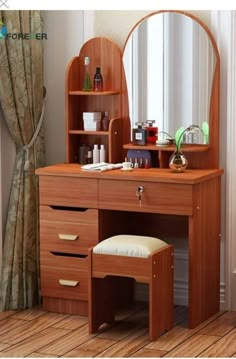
[66,37,130,164]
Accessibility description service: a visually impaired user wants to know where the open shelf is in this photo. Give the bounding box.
[69,90,120,96]
[123,143,209,152]
[69,130,109,135]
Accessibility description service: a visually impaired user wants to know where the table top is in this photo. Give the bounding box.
[36,163,224,185]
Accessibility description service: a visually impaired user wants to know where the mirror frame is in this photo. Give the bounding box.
[121,10,220,169]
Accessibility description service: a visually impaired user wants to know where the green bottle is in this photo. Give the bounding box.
[83,56,92,91]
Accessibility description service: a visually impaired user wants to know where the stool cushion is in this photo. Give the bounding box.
[93,235,168,258]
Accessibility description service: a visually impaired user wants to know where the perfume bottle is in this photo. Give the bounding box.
[83,56,92,91]
[133,122,146,145]
[94,67,103,91]
[145,121,158,143]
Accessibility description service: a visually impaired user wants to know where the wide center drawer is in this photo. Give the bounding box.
[40,207,99,254]
[99,179,193,215]
[39,176,98,208]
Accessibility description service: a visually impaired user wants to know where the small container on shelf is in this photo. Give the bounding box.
[94,67,103,91]
[93,144,100,164]
[102,111,109,131]
[83,112,102,131]
[100,144,106,162]
[83,56,92,91]
[132,122,146,145]
[79,144,89,164]
[145,121,158,144]
[86,148,93,164]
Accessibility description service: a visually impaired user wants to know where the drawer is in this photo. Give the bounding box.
[40,253,88,301]
[40,250,88,270]
[99,179,193,215]
[40,208,99,254]
[39,176,98,208]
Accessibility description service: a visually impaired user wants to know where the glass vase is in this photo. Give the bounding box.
[169,150,188,173]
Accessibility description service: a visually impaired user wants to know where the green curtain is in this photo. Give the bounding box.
[0,10,45,310]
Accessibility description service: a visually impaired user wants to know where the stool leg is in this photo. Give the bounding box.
[88,250,115,334]
[89,277,115,333]
[149,245,174,341]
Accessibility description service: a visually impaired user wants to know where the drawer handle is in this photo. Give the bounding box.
[58,234,78,241]
[59,279,79,287]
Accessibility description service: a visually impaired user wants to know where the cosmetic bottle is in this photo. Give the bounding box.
[93,144,100,164]
[100,144,106,162]
[86,148,93,164]
[83,56,92,91]
[79,144,89,164]
[145,121,158,143]
[133,122,146,145]
[94,67,103,91]
[102,111,109,131]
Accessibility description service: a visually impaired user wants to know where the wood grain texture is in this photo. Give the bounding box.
[97,328,149,357]
[63,337,117,357]
[1,306,234,358]
[37,324,95,356]
[65,37,127,163]
[0,327,70,357]
[0,312,69,345]
[199,327,236,357]
[188,176,221,328]
[36,164,222,327]
[39,176,98,207]
[98,179,193,215]
[42,296,88,316]
[36,164,223,184]
[164,333,219,357]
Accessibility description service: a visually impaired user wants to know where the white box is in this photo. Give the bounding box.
[84,119,101,131]
[83,112,102,121]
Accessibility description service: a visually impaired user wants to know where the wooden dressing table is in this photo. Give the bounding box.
[36,164,223,328]
[36,11,223,330]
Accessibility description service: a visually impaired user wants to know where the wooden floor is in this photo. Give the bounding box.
[0,303,236,357]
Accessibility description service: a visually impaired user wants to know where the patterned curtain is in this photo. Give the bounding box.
[0,10,45,309]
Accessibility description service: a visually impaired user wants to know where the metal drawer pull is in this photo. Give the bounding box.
[58,234,78,241]
[59,279,79,287]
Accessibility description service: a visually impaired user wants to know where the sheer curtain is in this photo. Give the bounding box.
[0,10,45,310]
[211,10,236,310]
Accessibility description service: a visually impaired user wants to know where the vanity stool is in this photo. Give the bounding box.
[88,234,174,341]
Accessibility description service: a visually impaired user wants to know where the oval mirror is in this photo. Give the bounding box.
[123,11,217,143]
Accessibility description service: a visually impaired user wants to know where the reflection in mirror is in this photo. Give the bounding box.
[123,12,217,143]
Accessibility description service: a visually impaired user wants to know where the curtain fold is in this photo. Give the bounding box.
[0,10,45,310]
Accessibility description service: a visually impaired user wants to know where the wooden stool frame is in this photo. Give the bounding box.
[88,244,174,341]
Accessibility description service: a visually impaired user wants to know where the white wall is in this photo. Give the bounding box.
[43,10,84,165]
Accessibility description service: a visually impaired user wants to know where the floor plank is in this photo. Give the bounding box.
[63,337,117,357]
[0,311,70,345]
[163,334,219,357]
[198,311,236,337]
[145,310,224,351]
[0,327,70,357]
[51,314,87,330]
[37,324,95,356]
[0,305,235,358]
[130,348,167,357]
[0,318,27,335]
[96,328,149,357]
[199,328,236,357]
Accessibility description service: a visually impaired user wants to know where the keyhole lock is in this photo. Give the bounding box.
[136,186,144,208]
[137,186,144,193]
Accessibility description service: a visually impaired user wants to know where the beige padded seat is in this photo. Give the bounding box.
[88,234,174,341]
